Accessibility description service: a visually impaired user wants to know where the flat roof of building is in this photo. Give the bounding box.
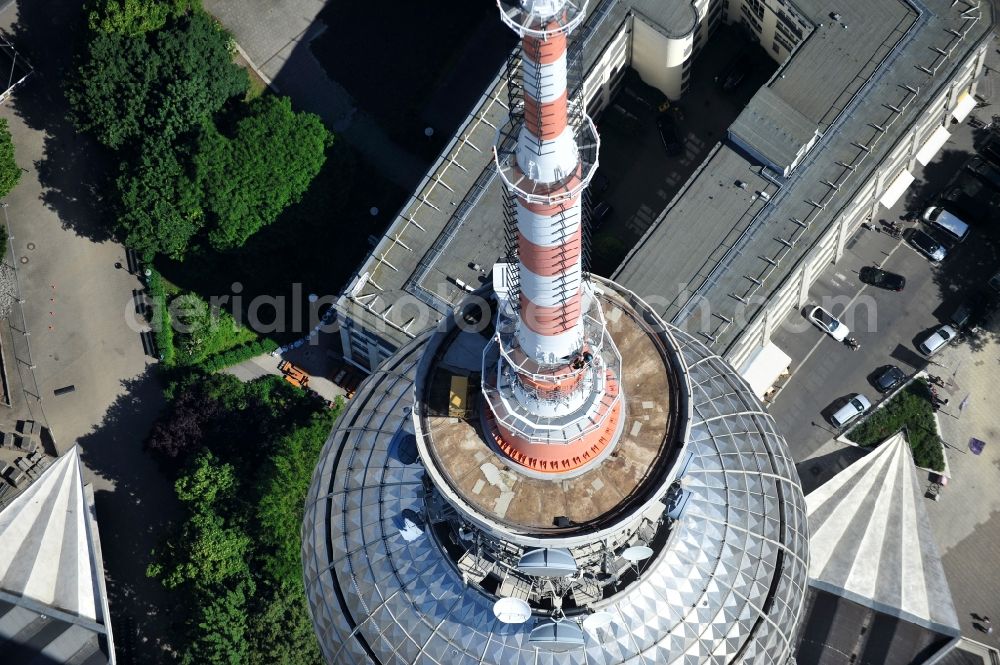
[616,0,992,352]
[730,87,818,170]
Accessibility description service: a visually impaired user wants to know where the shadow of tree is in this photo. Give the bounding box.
[3,0,115,242]
[76,368,181,665]
[901,144,1000,359]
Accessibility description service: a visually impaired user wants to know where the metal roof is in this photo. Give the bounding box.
[302,283,809,664]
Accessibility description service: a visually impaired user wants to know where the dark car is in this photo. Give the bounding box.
[965,156,1000,190]
[980,139,1000,168]
[873,365,906,393]
[950,291,991,328]
[859,266,906,291]
[908,229,946,261]
[656,116,683,156]
[721,55,752,91]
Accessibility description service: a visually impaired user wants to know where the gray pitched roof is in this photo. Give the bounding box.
[0,447,115,664]
[806,433,959,636]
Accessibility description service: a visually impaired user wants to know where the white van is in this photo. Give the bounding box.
[922,206,970,242]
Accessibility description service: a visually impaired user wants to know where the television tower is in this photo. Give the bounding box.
[488,0,621,475]
[302,1,809,661]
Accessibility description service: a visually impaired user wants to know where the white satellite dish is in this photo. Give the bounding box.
[621,545,653,563]
[493,597,532,624]
[582,611,615,634]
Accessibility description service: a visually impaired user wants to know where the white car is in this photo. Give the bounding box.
[918,324,957,356]
[808,305,850,342]
[830,394,872,428]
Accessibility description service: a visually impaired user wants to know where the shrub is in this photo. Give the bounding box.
[850,379,945,471]
[200,339,279,373]
[171,293,259,366]
[0,118,21,199]
[146,267,176,366]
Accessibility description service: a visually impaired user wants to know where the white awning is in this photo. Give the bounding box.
[879,169,915,209]
[916,125,951,165]
[952,91,976,123]
[738,342,792,399]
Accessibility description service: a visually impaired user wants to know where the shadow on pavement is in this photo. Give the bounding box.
[3,0,114,242]
[796,445,868,495]
[76,369,178,664]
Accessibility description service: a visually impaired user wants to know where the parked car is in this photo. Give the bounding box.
[808,305,850,341]
[908,229,947,262]
[989,271,1000,293]
[656,115,683,156]
[830,394,872,428]
[917,324,957,355]
[872,365,906,393]
[922,206,970,243]
[965,156,1000,191]
[721,53,752,91]
[859,266,906,291]
[950,291,991,329]
[980,138,1000,167]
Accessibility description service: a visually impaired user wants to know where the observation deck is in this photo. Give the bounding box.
[413,283,683,536]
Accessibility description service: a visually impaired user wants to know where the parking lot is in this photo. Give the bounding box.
[766,92,1000,644]
[590,25,777,274]
[770,109,1000,463]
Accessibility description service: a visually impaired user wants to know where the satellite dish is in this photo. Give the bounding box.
[517,548,577,578]
[529,620,585,652]
[582,611,615,634]
[493,597,532,624]
[622,545,653,563]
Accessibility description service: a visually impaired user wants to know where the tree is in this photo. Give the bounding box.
[87,0,199,36]
[196,96,330,250]
[68,12,248,150]
[0,119,21,199]
[255,413,337,587]
[180,581,252,665]
[115,141,203,258]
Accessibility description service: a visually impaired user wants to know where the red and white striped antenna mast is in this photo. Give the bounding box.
[484,0,623,477]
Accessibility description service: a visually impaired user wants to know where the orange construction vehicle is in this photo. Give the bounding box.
[278,360,309,389]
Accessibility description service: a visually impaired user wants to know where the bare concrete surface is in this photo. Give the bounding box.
[0,1,181,661]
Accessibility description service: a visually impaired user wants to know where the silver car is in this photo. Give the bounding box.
[830,394,872,428]
[918,324,957,356]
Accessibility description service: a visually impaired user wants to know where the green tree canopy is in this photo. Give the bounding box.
[115,141,203,258]
[196,96,330,250]
[69,12,248,150]
[0,118,21,199]
[87,0,199,36]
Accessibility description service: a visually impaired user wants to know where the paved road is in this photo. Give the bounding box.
[1,1,180,662]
